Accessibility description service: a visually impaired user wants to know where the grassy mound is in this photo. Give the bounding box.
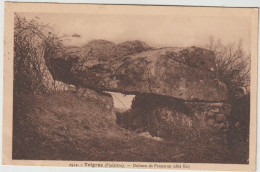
[13,91,247,163]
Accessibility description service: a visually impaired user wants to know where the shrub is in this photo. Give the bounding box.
[205,38,250,102]
[205,38,250,146]
[14,13,67,94]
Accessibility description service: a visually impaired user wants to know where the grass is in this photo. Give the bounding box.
[13,91,248,163]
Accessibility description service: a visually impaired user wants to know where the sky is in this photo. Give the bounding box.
[19,12,251,51]
[105,91,135,110]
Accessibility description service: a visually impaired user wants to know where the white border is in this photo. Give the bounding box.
[0,1,259,172]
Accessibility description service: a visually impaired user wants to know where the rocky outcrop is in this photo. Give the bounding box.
[184,102,232,130]
[45,40,229,101]
[146,102,232,141]
[116,40,153,57]
[116,94,232,141]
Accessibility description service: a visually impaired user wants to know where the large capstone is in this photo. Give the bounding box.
[45,39,228,101]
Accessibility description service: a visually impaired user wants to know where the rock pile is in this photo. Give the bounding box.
[116,94,231,140]
[45,39,231,140]
[185,102,232,129]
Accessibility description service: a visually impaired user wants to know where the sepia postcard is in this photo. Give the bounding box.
[2,2,258,171]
